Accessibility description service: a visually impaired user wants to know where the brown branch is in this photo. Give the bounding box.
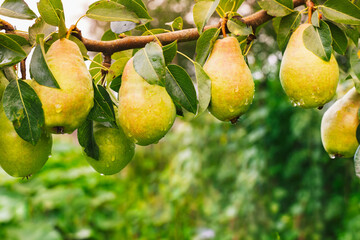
[0,18,15,33]
[20,58,26,80]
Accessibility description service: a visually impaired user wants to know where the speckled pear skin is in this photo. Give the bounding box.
[280,23,339,108]
[203,37,254,122]
[118,58,176,146]
[0,105,52,177]
[321,88,360,158]
[86,123,135,175]
[30,38,94,134]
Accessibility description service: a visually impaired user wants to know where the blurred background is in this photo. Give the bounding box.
[0,0,359,239]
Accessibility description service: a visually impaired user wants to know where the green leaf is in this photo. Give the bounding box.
[78,119,100,160]
[165,65,197,114]
[327,21,348,55]
[162,41,177,65]
[193,0,220,34]
[69,36,89,58]
[217,0,244,17]
[113,0,152,19]
[0,33,27,68]
[351,47,360,80]
[303,21,332,61]
[110,21,137,34]
[57,9,67,39]
[194,62,211,115]
[195,28,220,66]
[101,29,119,41]
[86,1,140,23]
[165,16,183,30]
[0,0,37,19]
[320,0,360,25]
[133,42,166,86]
[5,34,31,55]
[110,75,122,92]
[89,53,103,84]
[258,0,294,17]
[30,38,60,89]
[312,10,320,28]
[28,17,56,45]
[105,57,130,84]
[37,0,64,26]
[227,16,252,36]
[277,11,301,51]
[3,80,44,145]
[342,24,359,45]
[354,145,360,178]
[88,84,116,125]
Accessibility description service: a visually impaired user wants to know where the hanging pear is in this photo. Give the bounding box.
[280,23,339,108]
[30,38,94,134]
[203,36,254,122]
[118,58,176,146]
[321,87,360,158]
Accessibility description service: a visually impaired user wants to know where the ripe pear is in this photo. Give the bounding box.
[203,36,254,122]
[0,105,52,177]
[321,88,360,158]
[86,123,135,175]
[280,23,339,108]
[118,58,176,146]
[30,38,94,134]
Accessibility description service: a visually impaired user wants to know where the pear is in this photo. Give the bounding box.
[86,123,135,175]
[203,36,254,122]
[30,38,94,134]
[321,88,360,158]
[0,70,8,97]
[280,23,339,108]
[0,105,52,177]
[118,58,176,146]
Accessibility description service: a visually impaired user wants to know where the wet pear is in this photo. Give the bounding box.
[203,37,254,122]
[321,88,360,158]
[280,24,339,108]
[30,38,94,134]
[86,123,135,175]
[118,58,176,146]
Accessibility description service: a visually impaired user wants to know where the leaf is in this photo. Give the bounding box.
[342,24,359,46]
[86,1,140,23]
[303,21,332,62]
[89,53,103,84]
[165,16,183,30]
[354,145,360,178]
[312,10,320,28]
[193,0,220,34]
[88,84,116,125]
[320,0,360,25]
[133,42,166,86]
[162,41,177,65]
[165,65,197,114]
[28,17,56,45]
[105,57,130,84]
[351,47,360,80]
[37,0,64,26]
[258,0,294,17]
[69,35,89,58]
[195,28,220,66]
[5,34,32,55]
[0,33,27,68]
[113,0,152,19]
[110,21,137,34]
[227,16,252,36]
[217,0,244,17]
[326,21,348,55]
[110,75,122,92]
[277,11,301,51]
[142,28,169,36]
[30,38,60,89]
[194,62,211,115]
[101,29,119,41]
[78,119,99,160]
[357,123,360,144]
[3,80,44,145]
[0,0,37,19]
[57,9,67,39]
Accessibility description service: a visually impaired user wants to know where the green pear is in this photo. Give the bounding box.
[30,38,94,134]
[0,70,8,97]
[118,58,176,146]
[321,87,360,158]
[203,36,254,122]
[86,123,135,175]
[280,23,339,108]
[0,105,52,177]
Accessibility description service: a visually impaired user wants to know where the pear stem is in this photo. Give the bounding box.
[306,0,315,24]
[20,58,26,80]
[221,17,228,38]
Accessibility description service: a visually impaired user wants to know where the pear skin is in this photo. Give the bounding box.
[86,123,135,175]
[203,37,254,122]
[118,58,176,146]
[31,38,94,134]
[321,88,360,158]
[0,105,52,177]
[280,24,339,108]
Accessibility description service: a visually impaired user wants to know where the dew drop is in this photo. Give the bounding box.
[55,104,62,113]
[228,106,235,113]
[100,173,104,176]
[329,154,336,159]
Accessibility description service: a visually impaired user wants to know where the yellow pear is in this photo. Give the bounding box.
[280,23,339,108]
[118,58,176,146]
[203,36,254,122]
[30,38,94,134]
[321,88,360,158]
[0,70,8,97]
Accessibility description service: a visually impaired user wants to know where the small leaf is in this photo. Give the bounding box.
[86,1,140,23]
[320,0,360,25]
[89,53,103,84]
[78,119,99,160]
[69,36,89,58]
[5,34,31,55]
[88,84,116,125]
[110,21,137,34]
[227,16,252,36]
[303,21,332,61]
[30,38,60,89]
[0,33,27,68]
[194,62,211,115]
[165,16,183,30]
[195,28,220,66]
[193,0,220,34]
[28,17,56,45]
[342,24,359,46]
[162,41,177,65]
[101,29,119,41]
[351,47,360,80]
[37,0,64,26]
[354,145,360,178]
[110,75,122,92]
[165,65,197,114]
[105,57,130,84]
[258,0,294,17]
[113,0,152,19]
[0,0,37,19]
[327,21,348,55]
[57,9,67,39]
[217,0,244,17]
[311,10,320,27]
[3,80,44,145]
[277,11,301,51]
[133,42,166,86]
